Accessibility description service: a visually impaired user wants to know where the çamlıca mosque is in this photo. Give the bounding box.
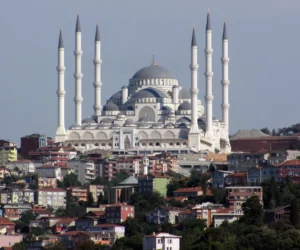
[55,12,231,154]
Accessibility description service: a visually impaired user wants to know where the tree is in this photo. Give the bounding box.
[241,196,264,226]
[87,192,94,207]
[63,173,81,188]
[55,208,67,217]
[44,240,66,250]
[77,240,108,250]
[208,162,216,173]
[12,242,27,250]
[261,127,271,135]
[97,193,107,205]
[19,210,37,225]
[290,199,299,227]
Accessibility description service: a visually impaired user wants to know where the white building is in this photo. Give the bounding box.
[6,160,35,175]
[37,188,66,209]
[55,12,231,154]
[143,232,181,250]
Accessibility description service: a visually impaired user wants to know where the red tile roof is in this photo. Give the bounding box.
[38,188,65,192]
[278,160,300,166]
[174,187,202,193]
[0,217,15,225]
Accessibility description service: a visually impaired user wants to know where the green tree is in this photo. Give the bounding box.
[63,173,81,188]
[77,240,107,250]
[241,196,264,226]
[19,210,37,225]
[208,162,216,173]
[290,199,299,227]
[12,242,27,250]
[44,240,66,250]
[87,192,94,207]
[55,208,67,217]
[261,127,271,135]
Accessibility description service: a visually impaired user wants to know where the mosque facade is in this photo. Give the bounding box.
[55,12,231,154]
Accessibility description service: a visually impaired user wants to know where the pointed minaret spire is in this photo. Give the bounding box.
[95,23,100,41]
[76,13,81,32]
[58,29,64,48]
[191,27,197,47]
[206,10,211,30]
[222,21,228,40]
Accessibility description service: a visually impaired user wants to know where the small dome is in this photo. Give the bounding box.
[84,124,96,129]
[132,64,175,79]
[111,124,121,129]
[82,117,97,124]
[124,119,134,126]
[98,124,110,129]
[70,124,82,129]
[100,118,113,124]
[152,123,164,128]
[178,101,191,111]
[103,102,119,111]
[165,123,175,128]
[176,117,191,124]
[179,89,191,99]
[138,123,151,129]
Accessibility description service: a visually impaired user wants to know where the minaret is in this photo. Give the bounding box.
[55,30,66,142]
[74,13,83,125]
[204,11,214,138]
[93,23,102,116]
[221,21,230,130]
[188,28,201,151]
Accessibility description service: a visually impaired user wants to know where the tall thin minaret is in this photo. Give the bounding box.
[93,23,102,116]
[221,21,230,130]
[190,28,199,133]
[55,30,66,142]
[204,11,214,138]
[188,28,201,151]
[74,13,83,126]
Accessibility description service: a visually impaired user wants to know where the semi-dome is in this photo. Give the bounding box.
[138,116,153,123]
[103,102,119,111]
[70,124,82,129]
[132,64,175,79]
[176,117,191,124]
[152,123,164,128]
[178,101,191,111]
[124,119,134,126]
[82,117,97,124]
[165,123,175,128]
[100,118,113,124]
[108,91,122,101]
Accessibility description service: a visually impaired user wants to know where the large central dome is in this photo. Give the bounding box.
[132,64,174,79]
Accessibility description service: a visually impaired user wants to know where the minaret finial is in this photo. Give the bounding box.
[151,55,156,66]
[95,23,100,41]
[191,27,197,47]
[206,10,211,30]
[76,13,81,32]
[222,21,228,40]
[58,29,64,48]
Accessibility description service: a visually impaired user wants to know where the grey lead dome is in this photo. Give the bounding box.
[132,65,174,79]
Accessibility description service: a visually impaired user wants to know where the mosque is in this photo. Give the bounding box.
[55,12,231,154]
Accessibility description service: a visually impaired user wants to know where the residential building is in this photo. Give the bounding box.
[38,188,66,209]
[247,165,279,184]
[29,145,77,164]
[224,172,247,186]
[58,231,91,250]
[191,202,224,227]
[178,209,194,223]
[3,204,32,221]
[36,164,71,181]
[67,187,88,202]
[12,189,35,204]
[0,217,15,234]
[68,160,102,184]
[0,140,17,167]
[226,186,263,214]
[20,134,48,158]
[147,207,182,224]
[6,160,35,175]
[213,208,243,227]
[105,203,134,223]
[143,232,181,250]
[52,218,76,233]
[87,224,125,244]
[0,234,22,248]
[268,150,300,164]
[211,170,233,188]
[38,177,57,188]
[173,187,203,197]
[75,216,99,231]
[0,192,12,204]
[26,235,58,250]
[0,168,10,180]
[276,160,300,182]
[264,205,290,224]
[137,173,172,197]
[89,185,105,202]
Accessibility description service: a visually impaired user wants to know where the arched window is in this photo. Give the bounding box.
[101,143,105,147]
[149,142,153,146]
[142,143,146,146]
[176,142,180,146]
[156,142,160,146]
[81,143,85,147]
[183,142,187,146]
[68,143,72,147]
[74,143,79,147]
[95,143,99,146]
[169,142,174,146]
[108,143,112,147]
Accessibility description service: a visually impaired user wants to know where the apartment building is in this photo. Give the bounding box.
[87,224,125,244]
[89,185,104,202]
[38,188,66,209]
[6,160,35,175]
[67,187,88,202]
[226,186,263,214]
[0,140,17,167]
[3,204,32,221]
[105,203,134,223]
[143,232,181,250]
[36,164,71,181]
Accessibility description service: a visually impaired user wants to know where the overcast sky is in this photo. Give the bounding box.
[0,0,299,145]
